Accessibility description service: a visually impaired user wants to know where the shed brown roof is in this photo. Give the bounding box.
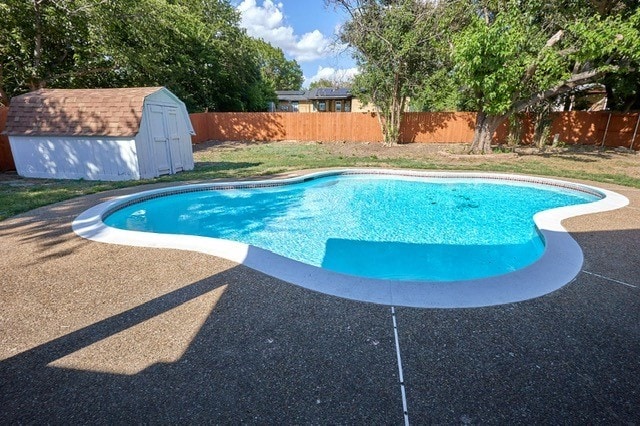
[4,87,164,137]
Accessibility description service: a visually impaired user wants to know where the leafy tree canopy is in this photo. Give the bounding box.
[308,79,338,90]
[331,0,450,145]
[251,38,303,94]
[308,77,355,90]
[0,0,283,112]
[452,0,640,152]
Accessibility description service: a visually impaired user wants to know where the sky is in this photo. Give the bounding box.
[233,0,358,88]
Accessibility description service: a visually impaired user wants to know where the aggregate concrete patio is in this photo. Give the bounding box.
[1,173,639,424]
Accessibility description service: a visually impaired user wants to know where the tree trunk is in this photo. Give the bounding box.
[532,102,552,148]
[31,0,44,90]
[380,111,400,146]
[0,64,10,107]
[506,115,522,146]
[470,111,504,154]
[377,71,403,146]
[380,102,403,146]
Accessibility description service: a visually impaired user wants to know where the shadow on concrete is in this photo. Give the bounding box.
[0,197,95,262]
[396,227,640,423]
[1,213,638,423]
[0,259,400,424]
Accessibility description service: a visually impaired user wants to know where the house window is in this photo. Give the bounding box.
[345,101,351,112]
[291,101,299,112]
[318,101,326,112]
[335,101,342,112]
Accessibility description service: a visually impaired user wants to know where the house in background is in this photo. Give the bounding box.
[306,88,353,112]
[275,90,313,112]
[4,87,194,181]
[275,88,375,113]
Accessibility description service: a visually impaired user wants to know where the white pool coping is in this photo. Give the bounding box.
[72,169,629,308]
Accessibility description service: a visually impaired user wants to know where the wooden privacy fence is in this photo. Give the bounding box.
[494,111,640,148]
[190,112,477,144]
[191,111,640,149]
[190,112,383,143]
[0,107,16,171]
[1,108,638,172]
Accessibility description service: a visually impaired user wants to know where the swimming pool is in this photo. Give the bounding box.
[73,170,629,308]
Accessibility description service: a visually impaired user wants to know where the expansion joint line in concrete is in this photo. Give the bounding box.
[582,270,637,288]
[391,307,410,426]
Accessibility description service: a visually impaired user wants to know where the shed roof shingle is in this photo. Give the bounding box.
[4,87,164,137]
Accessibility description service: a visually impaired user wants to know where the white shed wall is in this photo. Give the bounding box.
[9,136,140,181]
[134,113,156,179]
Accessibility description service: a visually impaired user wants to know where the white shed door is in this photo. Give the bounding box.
[147,104,183,176]
[166,108,183,172]
[148,105,172,175]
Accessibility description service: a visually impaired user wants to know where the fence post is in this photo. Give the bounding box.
[601,112,612,147]
[631,113,640,150]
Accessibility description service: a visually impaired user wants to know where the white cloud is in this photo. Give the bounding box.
[306,66,359,86]
[236,0,337,62]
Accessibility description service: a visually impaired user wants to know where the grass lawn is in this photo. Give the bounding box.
[1,140,639,221]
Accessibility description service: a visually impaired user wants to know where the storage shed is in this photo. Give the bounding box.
[4,87,195,181]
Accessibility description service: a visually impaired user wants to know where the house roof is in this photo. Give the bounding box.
[275,88,353,102]
[276,90,307,102]
[306,88,352,100]
[4,87,165,137]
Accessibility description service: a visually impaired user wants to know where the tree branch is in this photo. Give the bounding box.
[545,30,564,48]
[510,68,608,115]
[521,30,565,85]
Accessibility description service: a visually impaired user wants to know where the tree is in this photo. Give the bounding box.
[308,79,337,89]
[603,71,640,111]
[329,0,448,145]
[0,0,103,106]
[84,0,271,112]
[453,1,640,153]
[0,0,273,112]
[251,39,303,93]
[308,76,355,90]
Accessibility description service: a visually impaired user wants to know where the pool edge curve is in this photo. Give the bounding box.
[71,169,630,309]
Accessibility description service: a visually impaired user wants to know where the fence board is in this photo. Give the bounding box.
[401,112,476,143]
[190,110,639,150]
[4,108,634,176]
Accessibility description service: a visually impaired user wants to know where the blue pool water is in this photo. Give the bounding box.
[104,174,600,281]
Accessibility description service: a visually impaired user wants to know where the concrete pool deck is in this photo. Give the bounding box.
[1,172,639,423]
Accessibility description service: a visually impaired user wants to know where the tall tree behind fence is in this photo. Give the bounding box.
[0,107,16,171]
[191,111,640,149]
